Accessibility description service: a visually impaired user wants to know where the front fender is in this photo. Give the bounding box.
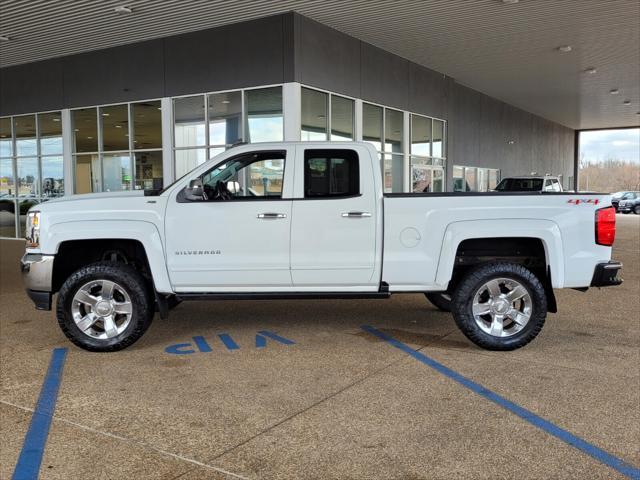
[435,218,564,288]
[43,220,172,293]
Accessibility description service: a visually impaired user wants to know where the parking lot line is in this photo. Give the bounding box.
[12,348,68,480]
[361,325,640,480]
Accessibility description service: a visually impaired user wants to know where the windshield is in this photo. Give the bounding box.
[495,178,544,191]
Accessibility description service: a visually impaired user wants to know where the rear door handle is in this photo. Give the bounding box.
[257,212,287,219]
[341,211,372,218]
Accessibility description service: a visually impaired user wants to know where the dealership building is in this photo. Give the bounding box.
[1,3,638,238]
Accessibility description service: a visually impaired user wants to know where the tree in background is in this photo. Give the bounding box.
[579,155,640,192]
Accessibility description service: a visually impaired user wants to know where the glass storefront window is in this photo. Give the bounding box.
[465,167,477,192]
[412,158,432,193]
[363,103,383,151]
[75,154,100,194]
[433,120,444,158]
[301,88,328,141]
[331,95,354,141]
[38,112,63,155]
[432,168,444,192]
[411,115,431,157]
[18,198,39,238]
[384,154,404,193]
[134,151,163,190]
[453,166,464,192]
[175,148,206,178]
[489,169,500,190]
[73,108,98,153]
[0,157,14,196]
[41,156,64,197]
[208,92,242,147]
[14,115,37,157]
[174,96,206,148]
[133,101,162,150]
[102,153,132,192]
[384,109,403,154]
[17,157,38,197]
[101,104,129,151]
[1,117,13,157]
[245,87,283,143]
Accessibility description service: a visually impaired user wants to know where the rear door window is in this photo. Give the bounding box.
[304,150,359,198]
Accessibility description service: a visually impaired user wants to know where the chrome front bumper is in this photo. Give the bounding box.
[21,253,54,310]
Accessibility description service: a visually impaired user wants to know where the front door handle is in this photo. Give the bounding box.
[341,211,372,218]
[257,212,287,219]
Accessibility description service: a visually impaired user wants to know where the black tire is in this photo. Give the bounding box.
[425,292,452,312]
[634,205,640,215]
[56,261,154,352]
[451,262,547,351]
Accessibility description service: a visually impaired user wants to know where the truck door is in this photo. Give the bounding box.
[165,148,294,291]
[289,146,380,289]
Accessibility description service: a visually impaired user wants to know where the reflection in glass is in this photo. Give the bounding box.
[477,168,488,192]
[175,148,206,178]
[465,167,477,192]
[363,103,383,151]
[384,154,404,193]
[453,166,464,192]
[38,112,63,155]
[75,154,100,194]
[73,108,98,153]
[174,96,206,147]
[245,87,283,142]
[384,109,403,154]
[134,151,163,190]
[17,157,38,197]
[432,168,444,192]
[331,95,354,141]
[489,169,500,190]
[208,92,242,146]
[0,199,16,237]
[432,120,444,158]
[301,88,328,141]
[411,158,433,193]
[209,147,225,159]
[1,157,14,196]
[14,115,37,156]
[41,156,64,197]
[103,154,131,192]
[101,104,129,151]
[133,101,162,149]
[411,115,431,157]
[0,117,12,157]
[19,199,39,238]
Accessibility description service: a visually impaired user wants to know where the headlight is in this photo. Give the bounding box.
[25,211,40,248]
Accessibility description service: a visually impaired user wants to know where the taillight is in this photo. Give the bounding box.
[595,206,616,246]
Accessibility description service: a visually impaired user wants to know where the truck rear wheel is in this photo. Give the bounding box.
[56,261,154,352]
[451,262,547,350]
[425,292,452,312]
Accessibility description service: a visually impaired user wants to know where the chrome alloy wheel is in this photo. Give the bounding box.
[472,277,532,338]
[71,280,133,339]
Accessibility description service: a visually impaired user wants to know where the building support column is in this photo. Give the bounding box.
[161,97,174,187]
[283,82,301,142]
[403,111,411,192]
[61,109,74,195]
[354,99,363,141]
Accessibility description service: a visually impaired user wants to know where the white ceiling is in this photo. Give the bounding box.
[0,0,638,129]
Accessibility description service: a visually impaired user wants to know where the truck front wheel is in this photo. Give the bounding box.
[451,262,547,350]
[56,262,154,352]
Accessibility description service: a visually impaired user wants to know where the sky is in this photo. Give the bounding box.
[579,128,640,164]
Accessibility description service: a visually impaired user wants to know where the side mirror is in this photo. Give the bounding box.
[184,178,205,201]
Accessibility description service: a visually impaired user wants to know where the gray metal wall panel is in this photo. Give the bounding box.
[63,39,164,108]
[408,63,447,119]
[293,14,361,98]
[163,16,286,97]
[0,60,64,115]
[360,43,409,111]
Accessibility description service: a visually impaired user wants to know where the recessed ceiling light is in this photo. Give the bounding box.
[115,125,122,128]
[114,5,132,14]
[0,35,10,41]
[609,89,619,95]
[87,136,93,139]
[74,129,79,132]
[557,45,572,53]
[501,0,519,4]
[52,118,60,122]
[583,67,597,74]
[623,100,631,105]
[221,100,231,104]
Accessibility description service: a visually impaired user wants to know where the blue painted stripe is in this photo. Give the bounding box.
[256,331,295,345]
[361,325,640,480]
[12,348,68,480]
[218,334,239,351]
[192,336,212,353]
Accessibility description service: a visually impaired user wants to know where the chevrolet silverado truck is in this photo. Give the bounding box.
[21,142,622,352]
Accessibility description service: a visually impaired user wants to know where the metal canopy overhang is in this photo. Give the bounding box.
[0,0,638,130]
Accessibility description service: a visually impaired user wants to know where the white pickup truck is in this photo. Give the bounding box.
[21,142,622,352]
